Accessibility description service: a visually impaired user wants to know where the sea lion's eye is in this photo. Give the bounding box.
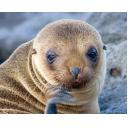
[46,50,57,64]
[87,47,98,62]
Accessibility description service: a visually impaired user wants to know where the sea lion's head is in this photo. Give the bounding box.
[32,19,106,93]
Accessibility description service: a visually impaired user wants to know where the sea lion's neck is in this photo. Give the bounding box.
[28,47,48,95]
[57,98,100,114]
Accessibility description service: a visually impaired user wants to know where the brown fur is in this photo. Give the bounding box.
[0,19,106,113]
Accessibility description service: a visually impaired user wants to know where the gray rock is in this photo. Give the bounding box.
[99,41,127,114]
[87,13,127,44]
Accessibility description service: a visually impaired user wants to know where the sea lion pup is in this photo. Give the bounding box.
[0,19,106,114]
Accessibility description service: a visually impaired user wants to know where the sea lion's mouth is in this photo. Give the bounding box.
[61,81,87,92]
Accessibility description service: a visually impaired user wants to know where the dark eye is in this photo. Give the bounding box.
[87,47,98,62]
[46,50,57,64]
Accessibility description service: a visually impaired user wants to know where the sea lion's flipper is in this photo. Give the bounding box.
[45,87,75,114]
[45,102,57,114]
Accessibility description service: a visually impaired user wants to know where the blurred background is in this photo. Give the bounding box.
[0,12,127,113]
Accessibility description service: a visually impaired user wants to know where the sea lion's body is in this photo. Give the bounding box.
[0,19,106,114]
[0,42,45,113]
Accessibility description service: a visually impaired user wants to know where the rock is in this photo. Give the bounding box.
[99,41,127,113]
[87,13,127,44]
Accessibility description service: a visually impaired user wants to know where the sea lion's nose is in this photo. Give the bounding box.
[70,67,81,79]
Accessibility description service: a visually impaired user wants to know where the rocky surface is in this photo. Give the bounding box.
[0,12,127,114]
[99,41,127,113]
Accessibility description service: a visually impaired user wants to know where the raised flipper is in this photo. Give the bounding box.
[45,87,75,114]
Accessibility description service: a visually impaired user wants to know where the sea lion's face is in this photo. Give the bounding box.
[33,20,105,90]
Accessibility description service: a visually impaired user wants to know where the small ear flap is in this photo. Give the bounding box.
[31,48,37,54]
[103,45,107,50]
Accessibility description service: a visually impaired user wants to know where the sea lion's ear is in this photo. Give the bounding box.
[30,40,37,54]
[31,48,37,54]
[103,45,107,50]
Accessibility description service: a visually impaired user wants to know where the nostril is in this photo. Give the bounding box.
[70,67,81,79]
